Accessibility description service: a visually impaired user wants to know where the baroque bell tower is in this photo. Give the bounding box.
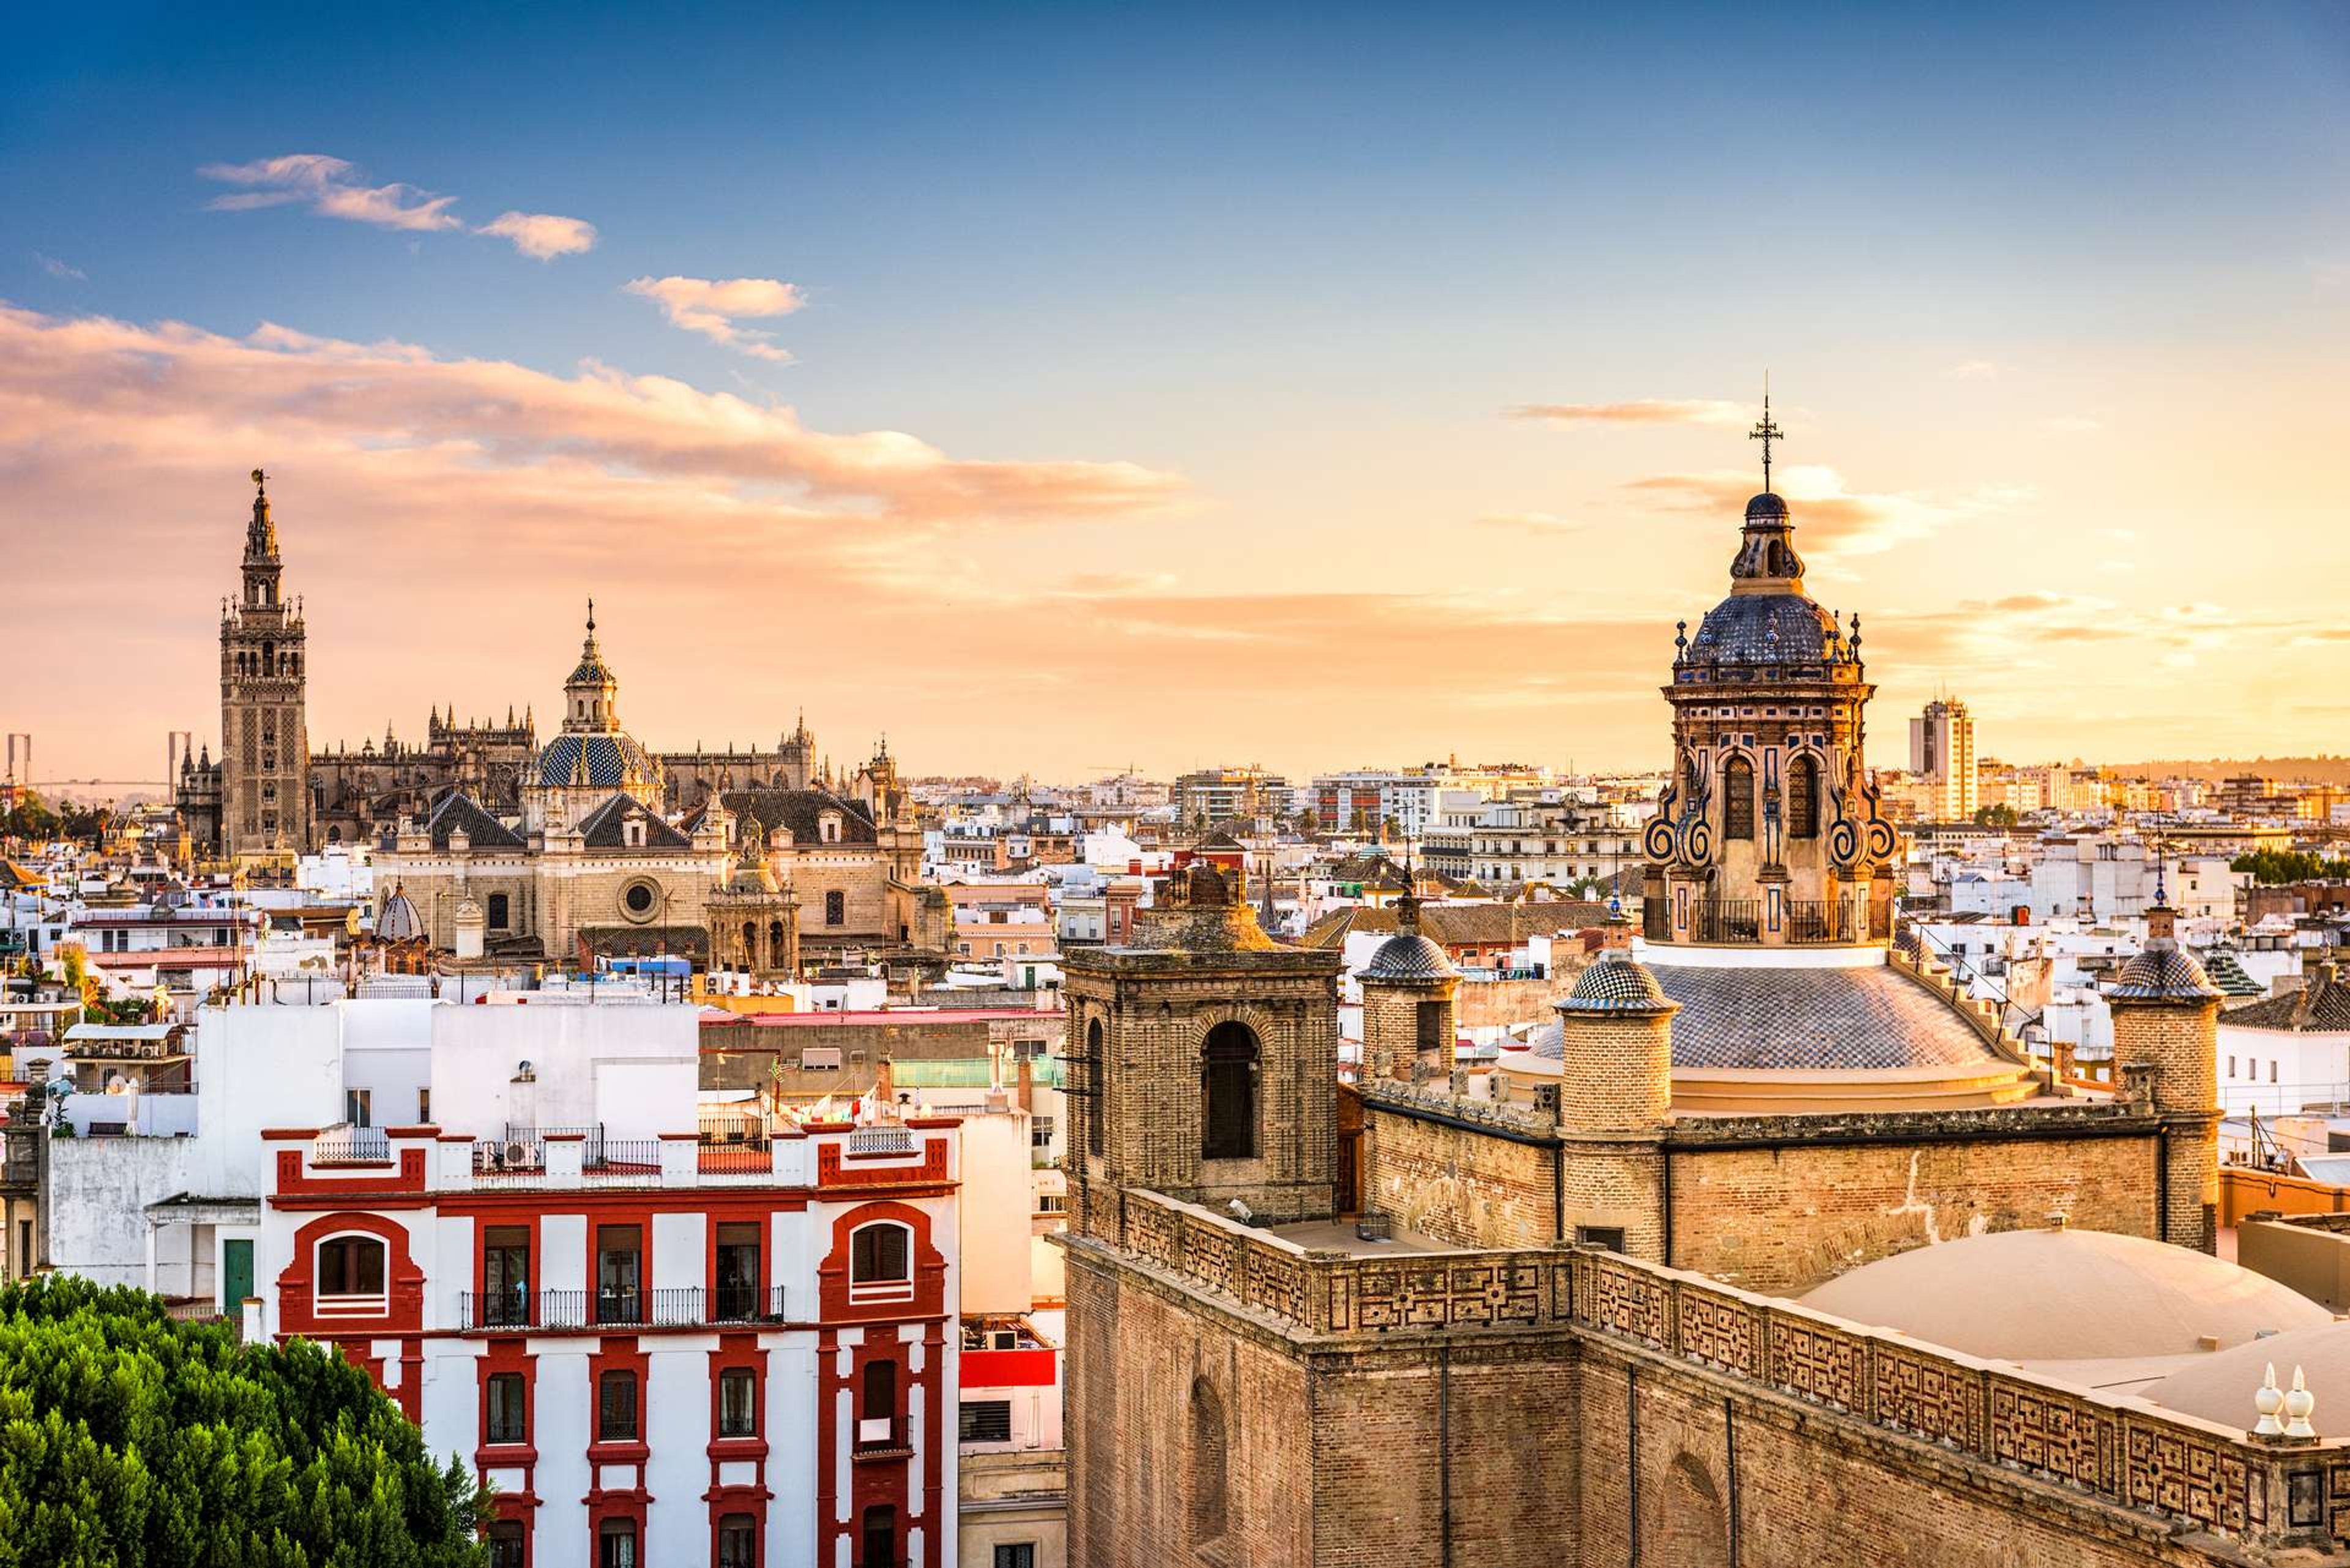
[218,469,312,856]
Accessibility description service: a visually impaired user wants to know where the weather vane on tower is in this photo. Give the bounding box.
[1748,378,1783,495]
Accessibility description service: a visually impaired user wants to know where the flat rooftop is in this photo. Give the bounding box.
[1263,1216,1450,1258]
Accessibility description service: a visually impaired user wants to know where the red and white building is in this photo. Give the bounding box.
[254,1107,964,1568]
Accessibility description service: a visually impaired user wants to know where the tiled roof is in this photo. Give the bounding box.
[1361,931,1453,982]
[1559,953,1671,1014]
[2199,949,2264,998]
[718,789,878,846]
[427,792,525,850]
[1684,591,1840,666]
[1529,960,2006,1070]
[2224,970,2350,1032]
[575,792,693,851]
[534,731,659,790]
[2108,943,2221,1002]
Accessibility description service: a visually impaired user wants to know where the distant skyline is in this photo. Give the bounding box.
[6,5,2348,785]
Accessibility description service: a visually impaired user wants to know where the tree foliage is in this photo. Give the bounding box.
[0,1275,487,1567]
[1970,802,2020,828]
[2231,848,2350,885]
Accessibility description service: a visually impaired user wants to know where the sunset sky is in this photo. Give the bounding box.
[7,5,2348,786]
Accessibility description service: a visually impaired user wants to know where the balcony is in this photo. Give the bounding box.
[455,1284,786,1332]
[1692,899,1760,944]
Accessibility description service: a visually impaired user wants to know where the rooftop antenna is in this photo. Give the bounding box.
[1747,374,1783,494]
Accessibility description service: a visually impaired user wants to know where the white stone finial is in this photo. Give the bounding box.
[2285,1365,2318,1439]
[2255,1362,2285,1436]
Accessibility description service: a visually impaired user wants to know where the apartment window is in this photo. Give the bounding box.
[715,1221,763,1321]
[597,1370,640,1443]
[595,1225,643,1325]
[417,1088,431,1123]
[825,890,845,927]
[717,1514,757,1568]
[1030,1116,1055,1151]
[859,1506,897,1568]
[993,1547,1037,1568]
[718,1367,758,1438]
[316,1234,386,1303]
[485,1372,526,1445]
[850,1223,912,1297]
[2228,1056,2237,1078]
[487,1521,525,1568]
[859,1358,898,1448]
[344,1088,371,1128]
[483,1225,531,1327]
[2272,1061,2280,1084]
[1037,1194,1067,1214]
[960,1399,1013,1443]
[597,1518,638,1568]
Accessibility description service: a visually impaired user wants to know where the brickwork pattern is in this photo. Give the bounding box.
[1556,1013,1673,1133]
[2111,997,2222,1253]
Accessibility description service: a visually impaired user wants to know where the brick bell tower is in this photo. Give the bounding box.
[218,469,312,856]
[2107,882,2223,1253]
[1063,856,1346,1238]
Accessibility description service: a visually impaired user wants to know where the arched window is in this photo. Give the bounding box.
[487,892,510,930]
[766,919,787,961]
[1722,755,1755,840]
[849,1221,913,1302]
[1201,1021,1259,1160]
[1085,1018,1106,1157]
[1787,754,1820,840]
[315,1233,387,1310]
[1189,1378,1228,1546]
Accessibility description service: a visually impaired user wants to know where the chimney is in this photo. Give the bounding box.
[1015,1055,1034,1113]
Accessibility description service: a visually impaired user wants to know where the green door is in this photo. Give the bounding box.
[222,1238,253,1313]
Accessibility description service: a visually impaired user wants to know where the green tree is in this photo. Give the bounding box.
[2231,848,2350,884]
[0,1275,487,1567]
[1971,802,2019,828]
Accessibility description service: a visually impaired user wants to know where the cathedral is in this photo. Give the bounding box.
[179,472,945,970]
[1054,425,2333,1566]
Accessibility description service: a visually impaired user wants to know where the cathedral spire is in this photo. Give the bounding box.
[1747,378,1783,496]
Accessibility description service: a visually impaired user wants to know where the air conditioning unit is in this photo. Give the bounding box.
[504,1140,540,1169]
[988,1329,1020,1350]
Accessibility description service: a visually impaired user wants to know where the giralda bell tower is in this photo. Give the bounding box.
[218,468,311,856]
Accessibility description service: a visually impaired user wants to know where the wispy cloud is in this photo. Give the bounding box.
[1624,465,2018,557]
[1508,398,1752,427]
[34,252,86,282]
[476,211,598,260]
[625,276,805,360]
[1946,360,2000,381]
[200,153,461,233]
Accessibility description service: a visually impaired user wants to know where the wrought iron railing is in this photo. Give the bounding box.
[1693,899,1760,944]
[456,1284,786,1332]
[1783,898,1860,944]
[313,1126,390,1165]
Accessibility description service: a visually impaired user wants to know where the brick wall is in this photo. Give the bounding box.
[1362,1107,1555,1249]
[1666,1133,2161,1294]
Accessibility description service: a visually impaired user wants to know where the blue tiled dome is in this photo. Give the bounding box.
[533,731,660,791]
[1363,931,1453,982]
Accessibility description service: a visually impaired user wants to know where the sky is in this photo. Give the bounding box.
[5,3,2348,787]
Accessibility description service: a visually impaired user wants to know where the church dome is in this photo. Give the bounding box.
[1557,952,1673,1014]
[532,730,661,791]
[2110,940,2221,1002]
[375,884,423,942]
[1683,593,1840,668]
[1745,491,1788,520]
[1799,1228,2326,1362]
[1362,930,1452,982]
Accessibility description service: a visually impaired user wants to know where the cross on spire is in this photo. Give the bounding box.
[586,595,596,635]
[1748,378,1783,494]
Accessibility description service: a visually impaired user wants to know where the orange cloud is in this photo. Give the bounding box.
[625,276,806,360]
[200,154,461,233]
[477,211,599,260]
[1509,398,1752,427]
